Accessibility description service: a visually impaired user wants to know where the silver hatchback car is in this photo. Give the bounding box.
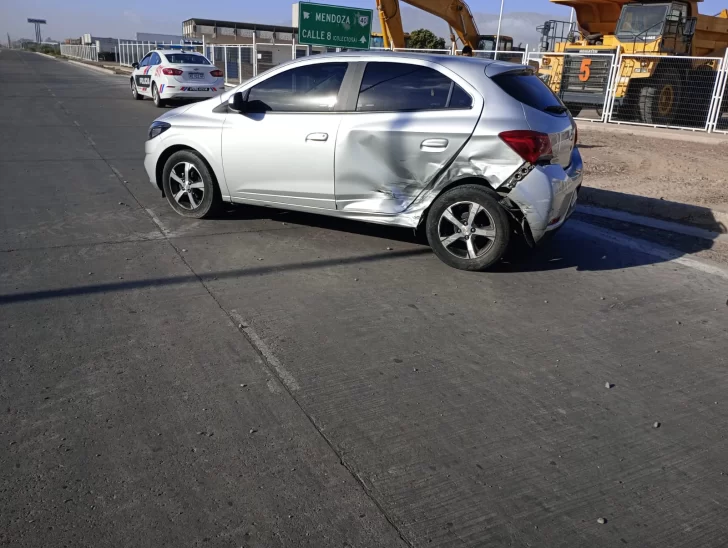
[144,52,582,271]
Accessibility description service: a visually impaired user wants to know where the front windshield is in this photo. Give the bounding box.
[479,38,496,50]
[616,4,670,40]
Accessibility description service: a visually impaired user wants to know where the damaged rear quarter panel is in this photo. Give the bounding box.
[396,98,531,227]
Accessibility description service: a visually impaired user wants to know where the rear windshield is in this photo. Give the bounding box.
[165,54,210,65]
[491,70,566,114]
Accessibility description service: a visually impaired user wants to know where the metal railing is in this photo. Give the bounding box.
[527,50,728,133]
[60,44,98,62]
[117,40,204,67]
[527,51,617,122]
[607,54,724,132]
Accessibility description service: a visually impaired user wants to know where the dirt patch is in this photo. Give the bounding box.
[578,126,728,213]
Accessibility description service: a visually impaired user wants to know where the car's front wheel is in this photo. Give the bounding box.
[162,150,221,219]
[131,79,143,100]
[152,83,165,108]
[426,184,510,271]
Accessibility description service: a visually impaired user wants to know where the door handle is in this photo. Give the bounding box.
[306,133,328,142]
[421,138,449,151]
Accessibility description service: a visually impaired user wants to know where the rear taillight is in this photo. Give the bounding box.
[499,130,553,165]
[210,69,223,77]
[162,67,183,75]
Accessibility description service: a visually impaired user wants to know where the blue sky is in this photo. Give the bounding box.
[2,0,727,43]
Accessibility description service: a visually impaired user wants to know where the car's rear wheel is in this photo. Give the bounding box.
[426,185,510,271]
[131,79,143,100]
[152,83,165,108]
[162,151,221,219]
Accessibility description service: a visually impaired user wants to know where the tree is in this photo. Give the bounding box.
[408,29,446,50]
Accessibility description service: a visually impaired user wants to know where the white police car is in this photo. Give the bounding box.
[130,48,224,107]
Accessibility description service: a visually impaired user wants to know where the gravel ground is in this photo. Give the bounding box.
[578,126,728,213]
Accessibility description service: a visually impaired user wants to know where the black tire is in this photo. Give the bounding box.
[426,184,511,271]
[638,71,682,125]
[565,104,582,117]
[131,79,143,100]
[161,150,221,219]
[152,83,165,108]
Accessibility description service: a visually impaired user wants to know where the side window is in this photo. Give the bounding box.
[139,54,152,67]
[149,53,161,66]
[356,62,472,112]
[246,62,348,113]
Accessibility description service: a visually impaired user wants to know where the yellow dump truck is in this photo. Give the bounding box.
[540,0,728,125]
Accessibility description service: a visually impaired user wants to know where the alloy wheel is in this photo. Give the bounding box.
[169,162,205,210]
[437,201,497,260]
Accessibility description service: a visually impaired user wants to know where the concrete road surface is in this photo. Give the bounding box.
[1,50,727,548]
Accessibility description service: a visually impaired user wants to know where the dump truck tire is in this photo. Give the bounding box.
[638,72,682,125]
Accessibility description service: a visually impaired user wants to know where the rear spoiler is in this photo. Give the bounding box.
[484,63,535,78]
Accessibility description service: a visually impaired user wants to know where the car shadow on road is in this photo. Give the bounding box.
[216,199,720,275]
[1,198,722,306]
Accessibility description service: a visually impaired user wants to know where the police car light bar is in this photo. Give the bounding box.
[157,45,198,51]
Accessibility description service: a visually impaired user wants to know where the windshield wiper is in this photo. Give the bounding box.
[545,105,568,114]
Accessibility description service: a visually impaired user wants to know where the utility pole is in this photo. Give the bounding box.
[27,18,47,43]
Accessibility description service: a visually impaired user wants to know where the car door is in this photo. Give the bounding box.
[334,61,483,214]
[134,53,153,95]
[147,52,162,87]
[221,60,350,210]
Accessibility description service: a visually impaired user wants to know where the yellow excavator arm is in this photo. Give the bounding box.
[376,0,482,49]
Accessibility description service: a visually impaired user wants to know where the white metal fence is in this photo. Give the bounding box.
[526,50,728,134]
[60,44,98,62]
[118,40,204,67]
[527,51,617,122]
[204,43,330,86]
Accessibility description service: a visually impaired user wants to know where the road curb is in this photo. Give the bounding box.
[577,120,728,145]
[34,52,59,60]
[579,187,728,234]
[64,58,117,75]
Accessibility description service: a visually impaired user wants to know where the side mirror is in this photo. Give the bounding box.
[228,92,247,113]
[132,62,139,69]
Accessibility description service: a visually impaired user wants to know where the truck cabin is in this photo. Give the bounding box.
[477,35,514,51]
[613,1,696,51]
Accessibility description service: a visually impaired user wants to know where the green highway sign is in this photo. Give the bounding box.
[297,2,373,50]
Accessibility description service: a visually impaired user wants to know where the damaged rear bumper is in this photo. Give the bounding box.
[507,147,583,243]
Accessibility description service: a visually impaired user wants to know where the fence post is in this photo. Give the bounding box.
[253,34,258,76]
[603,51,622,123]
[707,50,728,132]
[238,46,242,85]
[224,45,228,85]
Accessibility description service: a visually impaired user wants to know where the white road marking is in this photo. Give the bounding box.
[109,165,124,180]
[145,208,171,236]
[569,220,728,280]
[230,310,300,392]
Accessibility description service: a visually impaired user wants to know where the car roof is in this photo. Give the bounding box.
[289,50,527,82]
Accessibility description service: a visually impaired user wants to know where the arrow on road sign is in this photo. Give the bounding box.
[303,11,310,19]
[360,36,367,43]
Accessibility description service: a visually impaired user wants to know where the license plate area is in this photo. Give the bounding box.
[189,73,204,79]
